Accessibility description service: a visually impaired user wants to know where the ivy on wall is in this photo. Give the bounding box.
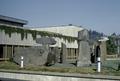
[0,25,77,43]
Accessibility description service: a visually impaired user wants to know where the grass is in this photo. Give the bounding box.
[0,61,120,76]
[103,60,120,70]
[24,66,96,74]
[0,61,19,70]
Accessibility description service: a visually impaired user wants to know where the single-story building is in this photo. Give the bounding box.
[0,15,84,62]
[0,15,107,66]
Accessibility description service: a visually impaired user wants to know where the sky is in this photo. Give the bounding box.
[0,0,120,35]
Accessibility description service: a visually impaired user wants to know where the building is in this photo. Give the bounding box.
[0,15,30,60]
[31,25,84,62]
[0,15,86,62]
[0,15,27,27]
[0,15,107,66]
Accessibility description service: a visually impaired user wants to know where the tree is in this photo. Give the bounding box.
[106,36,117,55]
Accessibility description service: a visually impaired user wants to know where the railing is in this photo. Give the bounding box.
[107,55,118,58]
[0,58,9,61]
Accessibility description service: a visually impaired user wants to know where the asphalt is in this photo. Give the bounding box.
[0,78,27,81]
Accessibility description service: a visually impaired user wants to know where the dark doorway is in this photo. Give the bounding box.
[96,45,100,58]
[91,52,95,63]
[90,45,101,63]
[0,45,3,58]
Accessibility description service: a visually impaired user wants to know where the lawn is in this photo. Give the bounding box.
[0,61,120,76]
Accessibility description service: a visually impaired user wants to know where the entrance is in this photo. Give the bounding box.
[91,45,101,63]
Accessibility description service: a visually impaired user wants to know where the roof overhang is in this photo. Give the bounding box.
[0,15,28,25]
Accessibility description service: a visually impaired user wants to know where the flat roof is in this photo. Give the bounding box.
[0,15,28,25]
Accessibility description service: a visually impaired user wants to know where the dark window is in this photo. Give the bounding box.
[0,45,3,58]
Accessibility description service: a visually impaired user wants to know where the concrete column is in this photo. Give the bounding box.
[61,43,67,63]
[77,30,91,67]
[11,45,14,57]
[77,41,91,66]
[117,46,120,57]
[5,45,7,59]
[100,41,107,63]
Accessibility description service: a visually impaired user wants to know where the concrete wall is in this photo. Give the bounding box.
[0,26,79,48]
[0,70,119,81]
[31,25,84,48]
[0,31,38,46]
[31,25,83,37]
[0,30,3,44]
[51,37,78,48]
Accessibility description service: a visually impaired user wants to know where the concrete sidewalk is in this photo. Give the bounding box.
[0,69,119,81]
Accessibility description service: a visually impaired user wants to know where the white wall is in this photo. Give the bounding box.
[0,25,83,48]
[0,31,40,46]
[50,37,78,48]
[31,25,84,48]
[0,30,78,48]
[31,25,84,37]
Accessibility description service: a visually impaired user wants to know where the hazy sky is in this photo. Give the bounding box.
[0,0,120,35]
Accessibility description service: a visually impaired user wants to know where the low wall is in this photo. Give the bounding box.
[0,69,119,81]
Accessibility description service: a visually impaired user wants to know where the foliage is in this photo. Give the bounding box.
[89,30,104,45]
[0,25,77,42]
[89,30,104,40]
[106,36,117,55]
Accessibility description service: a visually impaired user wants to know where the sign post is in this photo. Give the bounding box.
[20,56,24,68]
[97,57,101,72]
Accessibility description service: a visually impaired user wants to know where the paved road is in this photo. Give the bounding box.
[0,78,27,81]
